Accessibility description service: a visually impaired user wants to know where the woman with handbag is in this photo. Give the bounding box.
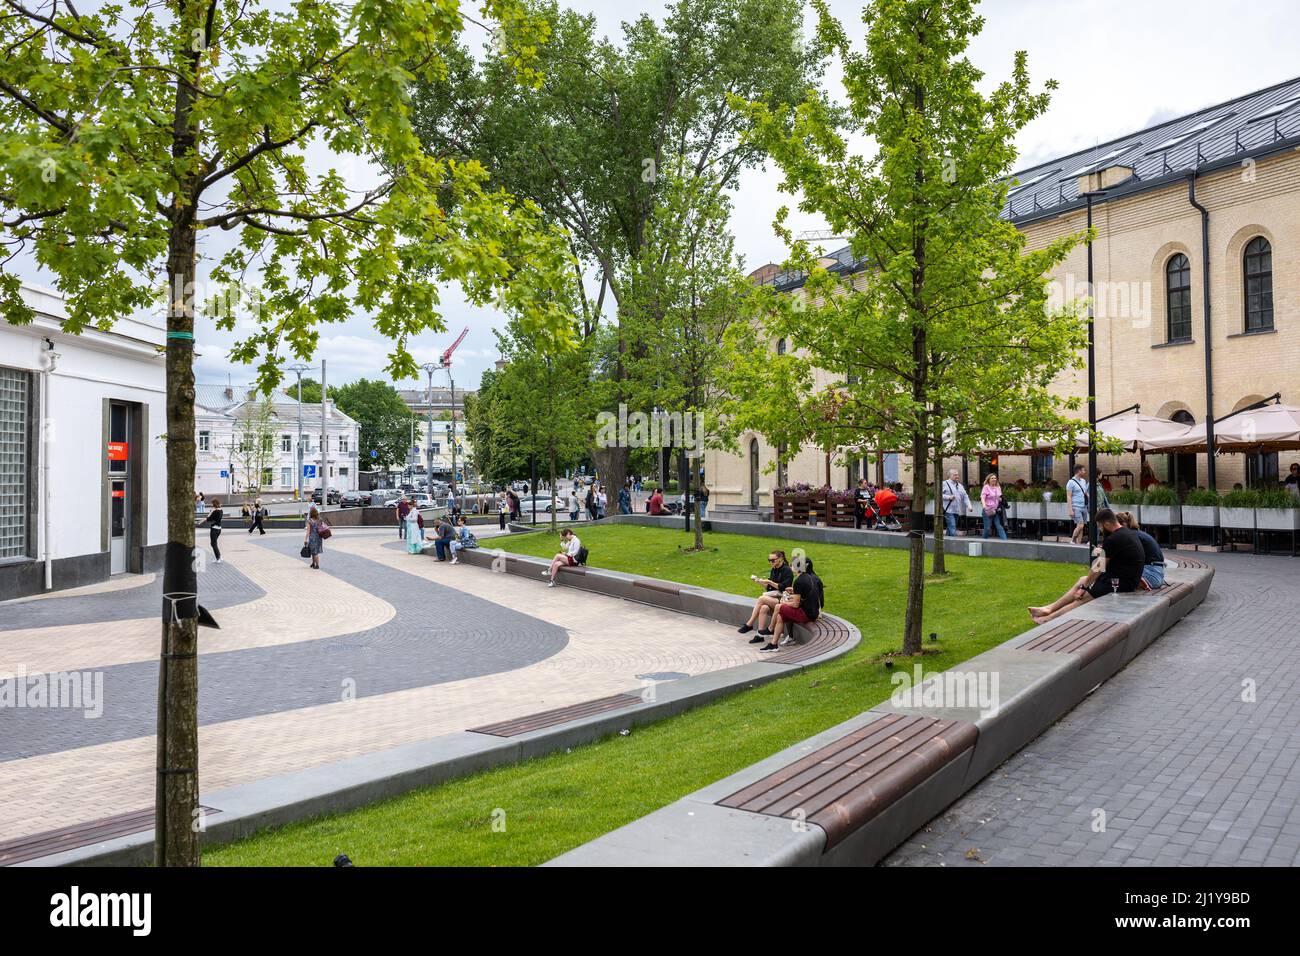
[981,474,1008,540]
[303,505,327,569]
[201,498,224,564]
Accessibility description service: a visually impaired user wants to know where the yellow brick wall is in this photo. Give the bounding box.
[709,150,1300,508]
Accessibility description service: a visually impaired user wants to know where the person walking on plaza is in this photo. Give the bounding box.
[585,483,596,521]
[395,495,410,539]
[981,474,1008,540]
[618,481,632,515]
[304,506,325,570]
[596,485,607,520]
[196,491,206,516]
[567,485,580,522]
[1067,464,1090,544]
[499,491,510,531]
[404,500,423,553]
[941,469,971,537]
[248,498,267,535]
[508,488,521,521]
[240,500,252,528]
[200,498,223,563]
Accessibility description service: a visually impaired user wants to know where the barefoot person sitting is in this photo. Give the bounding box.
[737,550,794,643]
[1027,509,1145,624]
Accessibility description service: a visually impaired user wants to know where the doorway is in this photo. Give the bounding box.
[748,438,760,509]
[107,401,132,574]
[1168,410,1196,497]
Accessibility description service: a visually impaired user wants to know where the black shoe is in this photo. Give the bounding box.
[758,643,778,653]
[748,635,766,644]
[737,624,753,634]
[758,629,773,637]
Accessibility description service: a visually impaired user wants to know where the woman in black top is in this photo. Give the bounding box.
[200,498,224,563]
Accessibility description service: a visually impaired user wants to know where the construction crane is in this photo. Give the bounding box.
[439,326,469,368]
[796,229,849,242]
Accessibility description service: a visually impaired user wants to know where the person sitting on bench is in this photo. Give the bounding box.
[761,558,823,653]
[737,550,794,643]
[1028,509,1144,623]
[543,528,581,587]
[1115,510,1166,590]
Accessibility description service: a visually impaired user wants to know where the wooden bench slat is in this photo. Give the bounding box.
[467,693,641,737]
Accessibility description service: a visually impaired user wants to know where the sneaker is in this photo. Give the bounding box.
[450,557,459,565]
[541,570,549,578]
[748,635,766,644]
[758,643,779,653]
[737,624,753,634]
[547,580,556,588]
[778,635,795,646]
[758,629,773,638]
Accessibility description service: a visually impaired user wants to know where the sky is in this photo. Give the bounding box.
[14,0,1300,394]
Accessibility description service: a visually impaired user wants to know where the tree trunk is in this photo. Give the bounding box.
[692,455,704,551]
[548,450,558,534]
[591,445,627,506]
[931,428,946,576]
[158,229,201,866]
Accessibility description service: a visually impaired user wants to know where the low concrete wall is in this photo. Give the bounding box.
[547,560,1214,867]
[601,513,1091,566]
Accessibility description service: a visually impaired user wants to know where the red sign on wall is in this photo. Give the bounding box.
[107,441,128,461]
[111,489,125,498]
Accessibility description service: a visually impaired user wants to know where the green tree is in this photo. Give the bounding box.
[725,0,1087,654]
[0,0,572,865]
[412,0,824,493]
[329,379,414,472]
[617,168,754,549]
[228,395,277,500]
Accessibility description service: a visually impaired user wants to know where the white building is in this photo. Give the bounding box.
[193,385,361,497]
[0,285,167,599]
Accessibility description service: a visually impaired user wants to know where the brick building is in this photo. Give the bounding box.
[706,75,1300,517]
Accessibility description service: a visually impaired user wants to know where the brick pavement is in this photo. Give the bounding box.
[884,553,1300,867]
[0,527,763,840]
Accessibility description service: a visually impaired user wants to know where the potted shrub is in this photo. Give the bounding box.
[825,488,857,528]
[1182,487,1220,527]
[1140,485,1181,526]
[1109,487,1142,524]
[1044,485,1071,521]
[773,482,814,524]
[1219,488,1259,530]
[1001,485,1019,521]
[1256,488,1300,531]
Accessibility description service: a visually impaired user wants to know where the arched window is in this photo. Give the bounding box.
[776,338,787,355]
[1166,254,1192,342]
[1243,236,1273,332]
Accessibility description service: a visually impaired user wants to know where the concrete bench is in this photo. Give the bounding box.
[548,561,1214,867]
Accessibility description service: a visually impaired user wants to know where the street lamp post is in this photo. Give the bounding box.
[1084,189,1107,549]
[286,363,311,501]
[419,362,438,493]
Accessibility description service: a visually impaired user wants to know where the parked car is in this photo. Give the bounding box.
[311,486,341,505]
[409,494,435,509]
[340,490,372,507]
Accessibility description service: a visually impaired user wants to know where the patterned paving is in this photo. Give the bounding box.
[885,552,1300,867]
[0,527,762,841]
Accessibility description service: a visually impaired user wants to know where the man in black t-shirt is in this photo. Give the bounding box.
[737,550,795,641]
[761,559,824,652]
[1028,509,1145,624]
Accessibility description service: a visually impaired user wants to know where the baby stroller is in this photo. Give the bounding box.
[864,488,903,532]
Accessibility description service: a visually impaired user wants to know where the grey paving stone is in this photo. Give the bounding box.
[884,553,1300,868]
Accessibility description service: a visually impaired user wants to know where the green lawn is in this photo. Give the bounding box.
[206,524,1078,866]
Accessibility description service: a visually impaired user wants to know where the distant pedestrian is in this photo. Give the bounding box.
[395,495,410,539]
[585,483,596,521]
[404,501,423,553]
[508,489,521,521]
[248,498,267,535]
[240,501,252,528]
[304,506,325,569]
[568,486,580,522]
[447,486,458,516]
[618,482,632,515]
[201,498,223,563]
[196,492,206,516]
[499,491,509,531]
[596,485,607,520]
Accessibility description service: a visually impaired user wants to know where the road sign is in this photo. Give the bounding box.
[220,470,229,478]
[370,449,378,459]
[303,465,317,478]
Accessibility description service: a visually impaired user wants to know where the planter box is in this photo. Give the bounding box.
[1141,504,1181,525]
[1181,505,1219,527]
[825,499,856,528]
[1219,507,1256,530]
[1044,501,1071,521]
[1014,500,1044,521]
[1107,503,1141,524]
[1257,508,1300,531]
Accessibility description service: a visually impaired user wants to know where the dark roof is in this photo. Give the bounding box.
[763,74,1300,293]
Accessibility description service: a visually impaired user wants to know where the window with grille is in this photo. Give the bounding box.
[1166,254,1192,342]
[1243,237,1273,332]
[0,367,31,559]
